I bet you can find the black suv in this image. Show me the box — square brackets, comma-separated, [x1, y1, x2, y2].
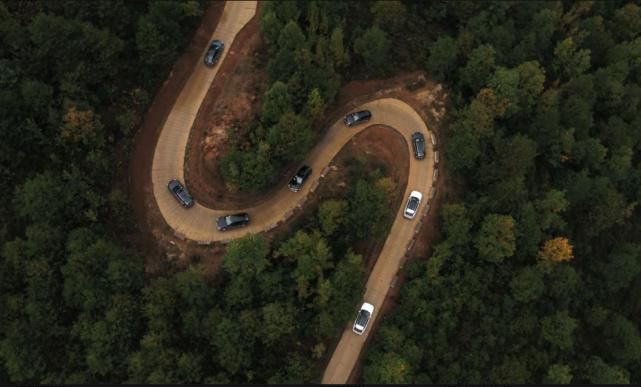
[204, 40, 224, 67]
[343, 110, 372, 127]
[288, 165, 312, 192]
[168, 179, 194, 208]
[412, 132, 426, 160]
[216, 213, 250, 231]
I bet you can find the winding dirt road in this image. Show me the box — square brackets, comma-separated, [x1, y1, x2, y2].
[149, 1, 436, 384]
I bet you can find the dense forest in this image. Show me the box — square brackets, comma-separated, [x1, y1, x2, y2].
[360, 0, 641, 384]
[2, 0, 641, 384]
[0, 1, 392, 382]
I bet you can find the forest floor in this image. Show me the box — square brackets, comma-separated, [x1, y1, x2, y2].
[183, 3, 271, 210]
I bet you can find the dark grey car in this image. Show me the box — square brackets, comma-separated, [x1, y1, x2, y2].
[412, 132, 426, 160]
[343, 110, 372, 127]
[288, 165, 312, 192]
[168, 179, 194, 208]
[216, 213, 250, 231]
[204, 40, 224, 67]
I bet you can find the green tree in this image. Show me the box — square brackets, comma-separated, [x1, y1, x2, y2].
[261, 81, 292, 126]
[585, 356, 630, 384]
[543, 364, 573, 384]
[329, 26, 348, 67]
[425, 36, 458, 82]
[445, 127, 481, 171]
[363, 352, 412, 384]
[515, 60, 546, 114]
[275, 230, 333, 301]
[475, 214, 516, 263]
[305, 87, 325, 120]
[266, 112, 313, 163]
[317, 199, 347, 237]
[223, 234, 270, 278]
[611, 3, 641, 41]
[77, 294, 142, 378]
[353, 26, 391, 74]
[510, 265, 544, 303]
[322, 249, 365, 337]
[603, 314, 641, 366]
[490, 356, 530, 383]
[551, 37, 591, 80]
[370, 0, 407, 37]
[540, 310, 577, 351]
[135, 15, 176, 68]
[277, 20, 305, 52]
[261, 302, 296, 346]
[441, 204, 473, 251]
[347, 179, 391, 241]
[601, 244, 641, 293]
[460, 44, 496, 91]
[261, 9, 283, 45]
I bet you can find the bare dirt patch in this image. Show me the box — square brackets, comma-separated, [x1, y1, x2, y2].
[183, 3, 271, 210]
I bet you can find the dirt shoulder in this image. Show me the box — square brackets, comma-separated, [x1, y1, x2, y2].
[183, 2, 270, 210]
[128, 2, 225, 274]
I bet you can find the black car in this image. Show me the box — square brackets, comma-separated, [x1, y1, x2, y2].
[412, 132, 426, 160]
[288, 165, 312, 192]
[343, 110, 372, 127]
[168, 179, 194, 208]
[216, 213, 250, 231]
[204, 40, 224, 67]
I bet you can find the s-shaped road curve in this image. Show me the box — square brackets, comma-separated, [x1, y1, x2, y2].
[150, 1, 436, 384]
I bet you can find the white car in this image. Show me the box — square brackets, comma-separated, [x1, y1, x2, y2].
[352, 302, 375, 335]
[403, 190, 423, 219]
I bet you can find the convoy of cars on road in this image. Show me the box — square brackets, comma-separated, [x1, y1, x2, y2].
[167, 108, 429, 244]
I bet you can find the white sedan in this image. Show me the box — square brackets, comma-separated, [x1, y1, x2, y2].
[403, 190, 423, 219]
[352, 302, 375, 335]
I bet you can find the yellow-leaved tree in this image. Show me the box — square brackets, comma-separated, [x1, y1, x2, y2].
[538, 237, 574, 263]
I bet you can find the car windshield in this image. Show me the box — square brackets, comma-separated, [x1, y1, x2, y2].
[408, 197, 419, 210]
[356, 310, 370, 326]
